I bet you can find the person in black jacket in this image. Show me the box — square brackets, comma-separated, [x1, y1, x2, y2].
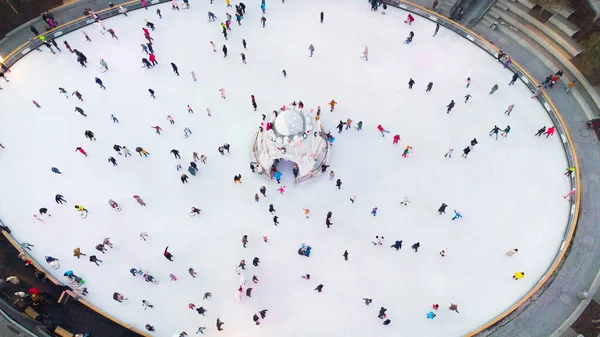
[164, 246, 174, 261]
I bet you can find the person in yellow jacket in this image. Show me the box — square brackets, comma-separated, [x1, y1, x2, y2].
[565, 80, 575, 94]
[512, 271, 525, 280]
[74, 204, 87, 212]
[225, 0, 232, 7]
[303, 208, 311, 218]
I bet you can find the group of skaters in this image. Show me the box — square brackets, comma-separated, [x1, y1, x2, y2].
[1, 0, 579, 335]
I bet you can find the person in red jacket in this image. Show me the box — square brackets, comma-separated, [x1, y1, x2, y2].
[377, 125, 390, 137]
[543, 126, 555, 137]
[75, 147, 88, 156]
[393, 134, 400, 144]
[149, 53, 157, 65]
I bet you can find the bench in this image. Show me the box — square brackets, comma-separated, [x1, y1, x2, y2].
[23, 306, 38, 320]
[497, 0, 582, 57]
[547, 4, 576, 18]
[517, 0, 536, 9]
[54, 326, 74, 337]
[548, 14, 579, 37]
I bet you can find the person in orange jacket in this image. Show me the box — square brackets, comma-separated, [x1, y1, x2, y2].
[329, 99, 337, 111]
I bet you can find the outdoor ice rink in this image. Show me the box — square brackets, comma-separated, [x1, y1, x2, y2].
[0, 0, 571, 336]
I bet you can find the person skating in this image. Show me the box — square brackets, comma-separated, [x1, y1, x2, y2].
[108, 156, 117, 166]
[446, 100, 455, 114]
[408, 78, 415, 89]
[392, 134, 401, 144]
[274, 171, 282, 183]
[260, 186, 267, 197]
[171, 62, 179, 75]
[171, 149, 181, 159]
[464, 94, 472, 103]
[336, 179, 342, 189]
[501, 125, 511, 137]
[75, 147, 88, 157]
[74, 106, 87, 117]
[534, 126, 546, 137]
[337, 120, 344, 133]
[371, 207, 378, 216]
[84, 130, 95, 140]
[196, 307, 207, 315]
[489, 125, 501, 140]
[51, 167, 62, 174]
[342, 250, 349, 261]
[113, 292, 127, 302]
[543, 126, 555, 137]
[505, 104, 514, 116]
[564, 167, 575, 177]
[142, 58, 153, 69]
[449, 303, 460, 313]
[164, 246, 174, 261]
[145, 324, 155, 332]
[363, 298, 373, 305]
[451, 209, 462, 220]
[203, 292, 212, 300]
[261, 16, 267, 27]
[426, 82, 433, 92]
[55, 194, 67, 204]
[314, 284, 324, 292]
[251, 95, 257, 110]
[216, 318, 224, 331]
[239, 259, 246, 270]
[411, 242, 420, 252]
[308, 44, 315, 57]
[72, 91, 83, 101]
[181, 173, 189, 183]
[390, 240, 403, 250]
[438, 203, 448, 214]
[142, 300, 153, 310]
[242, 235, 248, 248]
[272, 215, 279, 226]
[89, 255, 103, 266]
[405, 31, 414, 44]
[133, 195, 146, 206]
[461, 146, 471, 158]
[377, 124, 390, 137]
[489, 84, 499, 95]
[95, 77, 106, 89]
[378, 307, 387, 319]
[222, 44, 228, 57]
[509, 73, 519, 85]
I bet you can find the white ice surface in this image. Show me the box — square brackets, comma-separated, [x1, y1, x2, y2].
[0, 0, 570, 336]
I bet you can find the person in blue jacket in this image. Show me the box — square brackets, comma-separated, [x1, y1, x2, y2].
[260, 1, 266, 14]
[274, 171, 282, 183]
[51, 167, 61, 174]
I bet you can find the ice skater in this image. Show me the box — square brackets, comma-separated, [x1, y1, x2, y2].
[489, 125, 501, 140]
[451, 209, 462, 220]
[446, 100, 455, 114]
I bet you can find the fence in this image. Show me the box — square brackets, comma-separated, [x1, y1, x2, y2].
[383, 0, 580, 335]
[0, 0, 171, 68]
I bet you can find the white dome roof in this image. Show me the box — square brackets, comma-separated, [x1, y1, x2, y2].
[274, 110, 305, 136]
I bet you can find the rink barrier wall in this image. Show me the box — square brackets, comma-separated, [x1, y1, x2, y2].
[383, 1, 581, 335]
[0, 0, 579, 336]
[0, 0, 172, 68]
[0, 220, 151, 337]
